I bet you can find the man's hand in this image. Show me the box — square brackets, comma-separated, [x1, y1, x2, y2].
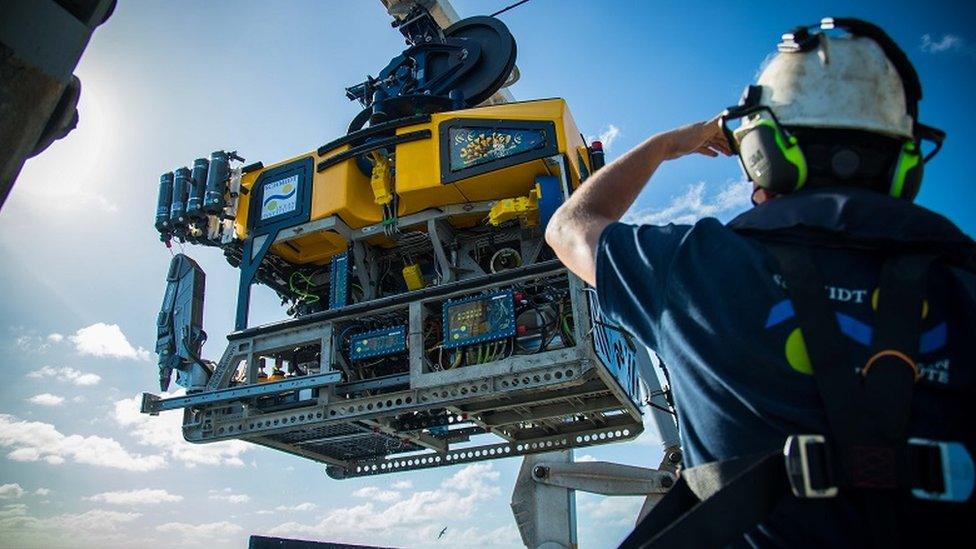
[662, 115, 732, 160]
[545, 115, 731, 286]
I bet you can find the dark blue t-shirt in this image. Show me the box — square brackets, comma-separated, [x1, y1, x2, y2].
[595, 188, 975, 546]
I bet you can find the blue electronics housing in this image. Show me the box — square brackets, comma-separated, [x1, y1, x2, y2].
[443, 289, 516, 349]
[348, 326, 408, 360]
[586, 291, 640, 406]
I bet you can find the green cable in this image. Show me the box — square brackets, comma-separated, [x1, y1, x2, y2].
[562, 314, 575, 346]
[289, 271, 320, 305]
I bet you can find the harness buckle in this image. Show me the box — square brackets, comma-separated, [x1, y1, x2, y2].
[784, 434, 838, 498]
[908, 438, 975, 503]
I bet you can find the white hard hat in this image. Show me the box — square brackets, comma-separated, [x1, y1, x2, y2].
[756, 34, 915, 139]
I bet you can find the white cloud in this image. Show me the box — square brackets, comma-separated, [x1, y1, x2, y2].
[113, 393, 251, 468]
[77, 372, 105, 386]
[69, 323, 150, 361]
[920, 34, 976, 59]
[7, 448, 42, 461]
[352, 486, 402, 503]
[274, 502, 317, 512]
[14, 334, 51, 353]
[27, 393, 65, 406]
[27, 365, 102, 386]
[267, 463, 508, 547]
[448, 462, 501, 498]
[0, 484, 25, 499]
[0, 505, 141, 547]
[623, 179, 752, 226]
[34, 488, 51, 496]
[391, 480, 413, 490]
[211, 494, 250, 504]
[209, 489, 250, 504]
[0, 413, 166, 471]
[921, 33, 963, 53]
[589, 124, 621, 150]
[43, 508, 142, 529]
[85, 488, 183, 505]
[156, 520, 242, 539]
[0, 503, 28, 517]
[47, 333, 64, 343]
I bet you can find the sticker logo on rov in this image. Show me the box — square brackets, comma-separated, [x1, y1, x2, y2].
[261, 175, 299, 220]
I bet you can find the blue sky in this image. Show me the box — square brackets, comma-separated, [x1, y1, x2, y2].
[0, 1, 973, 547]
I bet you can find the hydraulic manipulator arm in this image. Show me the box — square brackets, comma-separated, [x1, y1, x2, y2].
[156, 254, 211, 392]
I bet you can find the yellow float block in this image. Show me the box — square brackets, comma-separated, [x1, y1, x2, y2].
[234, 99, 591, 266]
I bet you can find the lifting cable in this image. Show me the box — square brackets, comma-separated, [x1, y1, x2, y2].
[489, 0, 532, 18]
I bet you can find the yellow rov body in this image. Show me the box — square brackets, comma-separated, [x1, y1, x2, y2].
[234, 99, 590, 266]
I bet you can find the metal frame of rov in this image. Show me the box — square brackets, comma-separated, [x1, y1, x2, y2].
[141, 155, 660, 479]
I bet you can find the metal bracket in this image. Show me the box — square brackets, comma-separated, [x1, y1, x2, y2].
[512, 451, 577, 549]
[235, 229, 279, 330]
[427, 218, 456, 283]
[350, 240, 379, 299]
[530, 460, 675, 496]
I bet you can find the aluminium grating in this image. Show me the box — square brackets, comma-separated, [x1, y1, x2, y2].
[303, 432, 423, 461]
[264, 422, 369, 445]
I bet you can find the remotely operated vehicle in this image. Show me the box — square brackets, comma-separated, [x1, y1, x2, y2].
[142, 0, 677, 497]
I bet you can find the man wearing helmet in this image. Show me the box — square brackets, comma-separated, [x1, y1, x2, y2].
[546, 18, 974, 547]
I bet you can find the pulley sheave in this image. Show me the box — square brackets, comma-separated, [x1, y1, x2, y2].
[346, 12, 517, 132]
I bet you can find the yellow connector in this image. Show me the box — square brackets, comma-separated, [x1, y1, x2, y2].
[488, 184, 541, 227]
[402, 263, 425, 290]
[369, 151, 394, 206]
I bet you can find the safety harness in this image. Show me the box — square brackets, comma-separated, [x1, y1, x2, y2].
[619, 241, 974, 548]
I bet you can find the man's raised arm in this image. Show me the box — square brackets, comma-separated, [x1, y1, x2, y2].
[544, 116, 731, 285]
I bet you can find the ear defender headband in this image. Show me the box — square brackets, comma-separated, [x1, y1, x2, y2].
[721, 17, 946, 201]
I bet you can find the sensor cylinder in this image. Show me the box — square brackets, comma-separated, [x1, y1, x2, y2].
[170, 167, 191, 227]
[203, 151, 230, 214]
[187, 157, 210, 218]
[155, 171, 174, 234]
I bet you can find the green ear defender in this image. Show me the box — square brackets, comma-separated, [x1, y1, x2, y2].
[889, 140, 923, 200]
[736, 116, 809, 194]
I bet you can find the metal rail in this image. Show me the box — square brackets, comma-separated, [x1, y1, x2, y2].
[141, 371, 342, 415]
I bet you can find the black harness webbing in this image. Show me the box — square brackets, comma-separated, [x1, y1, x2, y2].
[619, 246, 937, 549]
[620, 452, 785, 548]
